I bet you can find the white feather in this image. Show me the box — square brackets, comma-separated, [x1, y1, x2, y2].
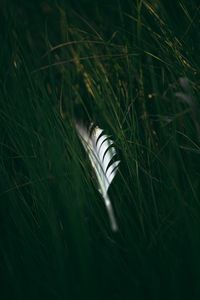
[75, 122, 120, 231]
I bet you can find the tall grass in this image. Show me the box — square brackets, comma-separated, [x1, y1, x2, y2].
[1, 1, 200, 299]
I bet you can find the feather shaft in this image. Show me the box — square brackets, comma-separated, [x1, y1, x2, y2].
[104, 193, 118, 231]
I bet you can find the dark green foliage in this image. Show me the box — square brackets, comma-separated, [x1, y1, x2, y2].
[1, 1, 200, 299]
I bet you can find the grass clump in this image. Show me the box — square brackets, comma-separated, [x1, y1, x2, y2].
[1, 1, 200, 299]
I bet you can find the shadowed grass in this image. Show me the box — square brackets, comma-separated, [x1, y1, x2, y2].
[1, 1, 200, 299]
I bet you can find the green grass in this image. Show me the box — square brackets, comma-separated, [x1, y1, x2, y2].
[1, 1, 200, 299]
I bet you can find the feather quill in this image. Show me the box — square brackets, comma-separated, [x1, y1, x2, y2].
[76, 122, 120, 231]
